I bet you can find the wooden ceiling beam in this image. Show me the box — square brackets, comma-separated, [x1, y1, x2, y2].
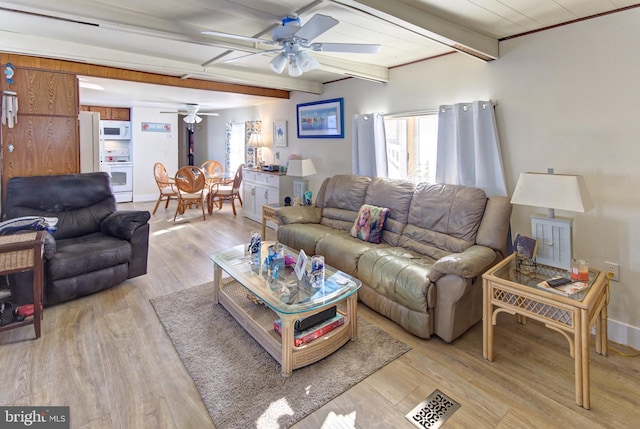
[331, 0, 499, 61]
[0, 52, 291, 99]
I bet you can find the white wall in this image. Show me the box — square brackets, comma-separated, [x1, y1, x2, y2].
[130, 107, 179, 202]
[205, 9, 640, 348]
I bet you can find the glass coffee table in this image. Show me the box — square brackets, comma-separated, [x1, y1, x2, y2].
[210, 243, 361, 376]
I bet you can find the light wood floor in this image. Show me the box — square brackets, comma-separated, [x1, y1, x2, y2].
[1, 200, 638, 428]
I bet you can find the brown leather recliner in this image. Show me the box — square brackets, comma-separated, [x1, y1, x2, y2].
[4, 172, 150, 305]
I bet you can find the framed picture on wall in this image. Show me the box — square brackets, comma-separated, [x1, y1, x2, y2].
[273, 120, 288, 147]
[296, 98, 344, 138]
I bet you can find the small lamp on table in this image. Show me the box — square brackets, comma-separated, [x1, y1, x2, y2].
[510, 168, 594, 270]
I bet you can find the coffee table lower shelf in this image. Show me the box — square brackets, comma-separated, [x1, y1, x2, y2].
[216, 279, 356, 376]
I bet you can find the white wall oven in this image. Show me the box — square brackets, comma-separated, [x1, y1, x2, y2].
[106, 162, 133, 202]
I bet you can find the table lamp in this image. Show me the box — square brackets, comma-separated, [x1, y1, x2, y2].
[247, 132, 268, 167]
[286, 159, 317, 204]
[510, 168, 594, 270]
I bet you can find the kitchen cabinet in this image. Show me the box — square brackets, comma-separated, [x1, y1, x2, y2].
[243, 169, 294, 224]
[80, 105, 130, 121]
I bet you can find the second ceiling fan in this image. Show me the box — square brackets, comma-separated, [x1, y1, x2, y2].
[162, 104, 219, 124]
[202, 14, 381, 77]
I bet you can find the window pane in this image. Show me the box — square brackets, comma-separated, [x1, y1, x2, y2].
[383, 114, 437, 183]
[415, 115, 438, 183]
[383, 119, 407, 180]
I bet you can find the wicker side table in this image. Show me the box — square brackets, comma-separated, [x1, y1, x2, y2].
[0, 231, 45, 339]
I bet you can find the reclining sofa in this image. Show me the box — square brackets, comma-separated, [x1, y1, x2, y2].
[4, 172, 151, 305]
[275, 175, 512, 342]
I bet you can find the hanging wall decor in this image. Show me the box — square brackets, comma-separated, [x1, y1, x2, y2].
[296, 98, 344, 138]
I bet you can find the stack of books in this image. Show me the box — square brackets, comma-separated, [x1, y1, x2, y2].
[274, 307, 344, 347]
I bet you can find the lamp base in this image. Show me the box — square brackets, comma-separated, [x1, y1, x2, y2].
[293, 179, 309, 204]
[530, 215, 573, 271]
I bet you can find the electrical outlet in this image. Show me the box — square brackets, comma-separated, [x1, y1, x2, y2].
[605, 261, 620, 281]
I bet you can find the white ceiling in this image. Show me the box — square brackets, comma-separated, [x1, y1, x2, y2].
[1, 0, 637, 112]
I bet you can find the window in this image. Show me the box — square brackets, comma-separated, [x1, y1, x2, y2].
[383, 113, 438, 183]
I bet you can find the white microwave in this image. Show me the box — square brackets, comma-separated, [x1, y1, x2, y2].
[101, 120, 131, 140]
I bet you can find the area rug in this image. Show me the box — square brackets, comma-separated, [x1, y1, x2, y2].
[150, 282, 411, 429]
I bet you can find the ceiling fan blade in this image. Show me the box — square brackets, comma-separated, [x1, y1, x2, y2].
[160, 111, 219, 117]
[202, 31, 275, 45]
[310, 43, 381, 54]
[223, 48, 282, 63]
[294, 14, 338, 42]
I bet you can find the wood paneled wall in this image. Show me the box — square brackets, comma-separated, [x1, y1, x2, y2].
[1, 60, 79, 211]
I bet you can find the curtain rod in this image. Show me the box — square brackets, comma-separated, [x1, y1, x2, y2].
[382, 101, 498, 118]
[381, 108, 439, 118]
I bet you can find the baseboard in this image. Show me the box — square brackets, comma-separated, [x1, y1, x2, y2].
[607, 318, 640, 350]
[134, 193, 157, 203]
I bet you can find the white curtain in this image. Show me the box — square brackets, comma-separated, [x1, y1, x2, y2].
[435, 100, 507, 196]
[352, 113, 387, 177]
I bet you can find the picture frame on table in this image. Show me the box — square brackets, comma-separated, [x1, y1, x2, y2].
[273, 120, 288, 147]
[296, 98, 344, 138]
[513, 233, 538, 259]
[294, 249, 308, 281]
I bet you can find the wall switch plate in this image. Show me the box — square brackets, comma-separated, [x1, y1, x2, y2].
[604, 261, 620, 281]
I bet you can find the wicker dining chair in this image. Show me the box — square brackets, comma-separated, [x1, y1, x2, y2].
[209, 164, 244, 215]
[153, 162, 179, 215]
[173, 166, 209, 222]
[201, 160, 224, 176]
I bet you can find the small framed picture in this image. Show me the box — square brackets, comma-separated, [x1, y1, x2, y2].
[513, 234, 538, 259]
[273, 120, 288, 147]
[294, 249, 308, 280]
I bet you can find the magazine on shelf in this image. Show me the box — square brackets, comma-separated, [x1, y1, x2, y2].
[274, 314, 345, 347]
[537, 276, 589, 297]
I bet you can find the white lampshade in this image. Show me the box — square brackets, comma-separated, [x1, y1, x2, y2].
[511, 172, 594, 216]
[296, 51, 320, 72]
[270, 53, 287, 74]
[288, 58, 303, 77]
[247, 132, 267, 147]
[287, 159, 317, 177]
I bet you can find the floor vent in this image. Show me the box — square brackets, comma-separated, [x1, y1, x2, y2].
[405, 389, 461, 429]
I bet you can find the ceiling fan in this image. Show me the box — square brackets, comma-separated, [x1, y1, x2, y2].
[161, 104, 219, 124]
[202, 14, 381, 77]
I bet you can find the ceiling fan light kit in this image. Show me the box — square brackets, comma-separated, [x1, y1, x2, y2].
[203, 14, 380, 78]
[269, 53, 288, 74]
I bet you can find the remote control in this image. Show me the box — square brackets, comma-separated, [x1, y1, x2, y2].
[547, 277, 572, 288]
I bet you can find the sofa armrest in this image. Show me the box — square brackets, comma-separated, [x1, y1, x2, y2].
[429, 245, 497, 282]
[101, 210, 151, 240]
[274, 206, 322, 225]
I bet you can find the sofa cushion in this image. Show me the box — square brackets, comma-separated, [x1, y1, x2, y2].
[364, 177, 415, 246]
[5, 172, 117, 240]
[276, 224, 340, 257]
[398, 183, 487, 259]
[318, 175, 371, 232]
[349, 204, 389, 244]
[357, 247, 436, 312]
[48, 232, 132, 280]
[315, 232, 386, 276]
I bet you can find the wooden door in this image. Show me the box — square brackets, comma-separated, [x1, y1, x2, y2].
[1, 66, 79, 204]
